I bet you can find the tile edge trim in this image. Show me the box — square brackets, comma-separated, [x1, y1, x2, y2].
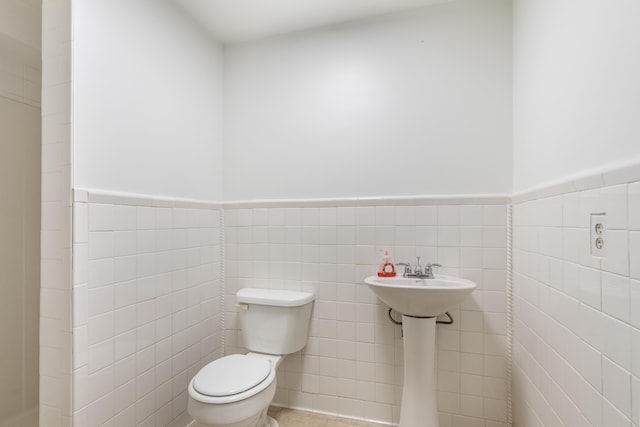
[223, 194, 511, 208]
[74, 155, 640, 209]
[73, 188, 222, 209]
[73, 189, 511, 208]
[512, 157, 640, 204]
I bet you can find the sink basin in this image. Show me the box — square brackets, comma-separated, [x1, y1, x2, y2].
[364, 275, 477, 317]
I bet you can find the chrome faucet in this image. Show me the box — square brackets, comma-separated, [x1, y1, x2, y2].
[397, 257, 441, 279]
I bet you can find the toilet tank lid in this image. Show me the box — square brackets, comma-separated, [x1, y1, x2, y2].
[237, 288, 315, 307]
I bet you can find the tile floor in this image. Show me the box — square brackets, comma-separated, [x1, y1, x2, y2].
[268, 407, 386, 427]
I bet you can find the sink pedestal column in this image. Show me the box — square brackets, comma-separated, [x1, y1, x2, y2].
[399, 316, 439, 427]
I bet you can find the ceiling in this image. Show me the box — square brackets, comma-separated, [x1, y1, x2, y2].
[174, 0, 452, 45]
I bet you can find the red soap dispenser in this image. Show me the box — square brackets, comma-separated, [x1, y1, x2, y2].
[377, 250, 397, 277]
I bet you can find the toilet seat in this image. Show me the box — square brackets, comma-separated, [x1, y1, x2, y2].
[189, 354, 277, 405]
[193, 354, 271, 397]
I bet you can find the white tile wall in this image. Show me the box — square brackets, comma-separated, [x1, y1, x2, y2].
[66, 192, 508, 426]
[40, 0, 72, 426]
[223, 201, 509, 426]
[60, 169, 634, 427]
[72, 192, 222, 427]
[1, 0, 41, 107]
[0, 54, 41, 107]
[513, 179, 640, 427]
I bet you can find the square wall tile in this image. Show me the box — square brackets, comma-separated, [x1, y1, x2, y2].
[629, 182, 640, 231]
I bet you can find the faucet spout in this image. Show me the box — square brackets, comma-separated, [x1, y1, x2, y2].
[398, 260, 441, 279]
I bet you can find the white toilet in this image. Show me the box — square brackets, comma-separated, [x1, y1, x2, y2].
[188, 288, 315, 427]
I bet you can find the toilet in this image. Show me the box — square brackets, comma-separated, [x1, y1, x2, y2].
[188, 288, 315, 427]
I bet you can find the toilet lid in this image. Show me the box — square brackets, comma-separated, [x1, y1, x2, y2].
[193, 354, 271, 397]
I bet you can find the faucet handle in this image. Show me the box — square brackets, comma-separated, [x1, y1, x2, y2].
[424, 263, 441, 275]
[396, 262, 412, 275]
[423, 263, 441, 278]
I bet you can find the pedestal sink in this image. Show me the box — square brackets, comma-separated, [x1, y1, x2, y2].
[364, 275, 477, 427]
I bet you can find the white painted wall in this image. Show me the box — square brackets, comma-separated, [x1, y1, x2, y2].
[513, 0, 640, 192]
[73, 0, 224, 201]
[223, 0, 512, 200]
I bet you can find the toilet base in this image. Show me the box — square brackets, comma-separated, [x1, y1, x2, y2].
[192, 408, 278, 427]
[194, 416, 277, 427]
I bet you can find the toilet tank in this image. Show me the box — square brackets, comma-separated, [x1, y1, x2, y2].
[236, 288, 314, 355]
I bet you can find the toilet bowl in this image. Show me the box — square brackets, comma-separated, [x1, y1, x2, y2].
[188, 288, 314, 427]
[188, 353, 281, 427]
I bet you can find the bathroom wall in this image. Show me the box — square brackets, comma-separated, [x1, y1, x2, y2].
[0, 55, 40, 426]
[511, 0, 640, 426]
[223, 0, 512, 200]
[0, 97, 40, 425]
[51, 1, 640, 427]
[67, 2, 513, 426]
[223, 198, 510, 426]
[40, 0, 73, 425]
[0, 20, 40, 109]
[72, 0, 224, 201]
[512, 171, 640, 427]
[71, 190, 222, 427]
[67, 1, 229, 425]
[220, 3, 512, 424]
[0, 0, 41, 54]
[0, 1, 41, 426]
[512, 0, 640, 193]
